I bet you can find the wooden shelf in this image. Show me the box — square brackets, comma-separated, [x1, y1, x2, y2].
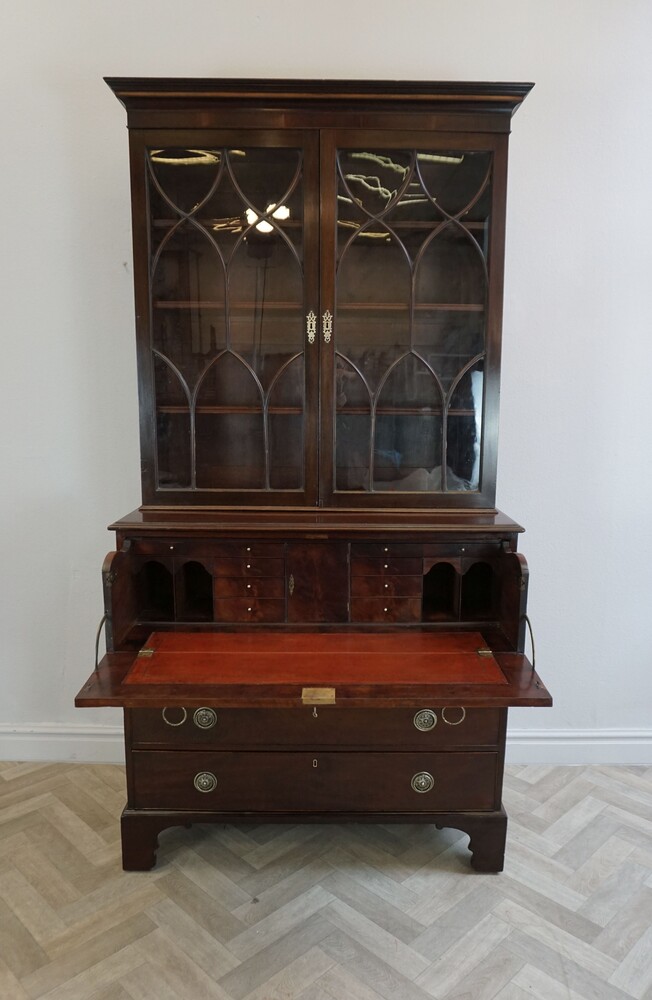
[154, 300, 301, 310]
[156, 405, 474, 416]
[153, 300, 484, 312]
[338, 303, 484, 312]
[157, 405, 302, 415]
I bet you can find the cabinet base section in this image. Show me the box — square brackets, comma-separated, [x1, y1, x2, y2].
[119, 806, 507, 873]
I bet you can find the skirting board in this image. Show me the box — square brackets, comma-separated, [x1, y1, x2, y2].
[0, 724, 651, 765]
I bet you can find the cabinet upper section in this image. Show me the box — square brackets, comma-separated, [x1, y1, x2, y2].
[107, 79, 531, 510]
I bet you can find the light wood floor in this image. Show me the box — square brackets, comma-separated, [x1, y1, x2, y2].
[0, 761, 651, 1000]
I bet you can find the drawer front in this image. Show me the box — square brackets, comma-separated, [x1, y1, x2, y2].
[129, 707, 501, 749]
[213, 558, 285, 578]
[352, 543, 424, 557]
[214, 577, 285, 599]
[351, 575, 422, 598]
[131, 750, 498, 812]
[212, 542, 285, 559]
[351, 557, 423, 576]
[213, 598, 285, 622]
[350, 597, 422, 622]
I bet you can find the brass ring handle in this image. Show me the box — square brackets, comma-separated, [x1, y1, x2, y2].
[441, 707, 466, 726]
[411, 771, 434, 793]
[161, 707, 187, 727]
[413, 709, 437, 732]
[193, 708, 217, 730]
[193, 771, 217, 793]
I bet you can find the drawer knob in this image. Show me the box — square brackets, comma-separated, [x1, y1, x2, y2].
[442, 707, 466, 726]
[193, 707, 217, 730]
[411, 771, 434, 794]
[161, 707, 187, 727]
[193, 771, 217, 794]
[413, 709, 437, 732]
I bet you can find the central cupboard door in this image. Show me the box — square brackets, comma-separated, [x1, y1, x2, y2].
[318, 130, 504, 509]
[139, 130, 321, 505]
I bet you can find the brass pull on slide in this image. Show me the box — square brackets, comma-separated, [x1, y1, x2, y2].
[302, 687, 336, 705]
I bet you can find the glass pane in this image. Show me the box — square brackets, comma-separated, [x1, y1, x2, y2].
[374, 355, 443, 490]
[149, 147, 222, 216]
[334, 146, 491, 495]
[416, 151, 491, 219]
[269, 356, 304, 490]
[152, 222, 227, 387]
[447, 362, 484, 491]
[147, 144, 306, 493]
[196, 413, 265, 489]
[154, 358, 190, 488]
[336, 413, 371, 491]
[195, 353, 264, 489]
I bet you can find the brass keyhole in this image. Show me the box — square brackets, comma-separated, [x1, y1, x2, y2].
[312, 758, 318, 768]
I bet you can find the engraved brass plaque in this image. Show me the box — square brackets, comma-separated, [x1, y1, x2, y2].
[302, 686, 336, 705]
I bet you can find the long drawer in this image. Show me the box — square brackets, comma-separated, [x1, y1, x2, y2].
[130, 750, 499, 812]
[128, 707, 501, 748]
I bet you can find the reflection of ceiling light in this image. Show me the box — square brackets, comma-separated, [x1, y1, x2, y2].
[245, 203, 290, 234]
[150, 148, 220, 165]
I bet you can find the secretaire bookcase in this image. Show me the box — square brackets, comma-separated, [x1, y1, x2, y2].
[75, 78, 551, 872]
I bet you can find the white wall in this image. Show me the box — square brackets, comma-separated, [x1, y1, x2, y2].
[1, 0, 651, 764]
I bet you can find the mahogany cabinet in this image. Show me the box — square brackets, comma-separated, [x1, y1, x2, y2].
[75, 79, 550, 872]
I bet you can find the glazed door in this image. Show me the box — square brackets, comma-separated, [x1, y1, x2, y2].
[318, 130, 506, 509]
[132, 130, 320, 505]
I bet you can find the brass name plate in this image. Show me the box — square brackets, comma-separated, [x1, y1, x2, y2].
[302, 686, 336, 705]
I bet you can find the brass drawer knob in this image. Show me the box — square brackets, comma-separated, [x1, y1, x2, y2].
[413, 709, 437, 732]
[193, 771, 217, 793]
[411, 771, 434, 794]
[193, 707, 217, 730]
[161, 707, 187, 727]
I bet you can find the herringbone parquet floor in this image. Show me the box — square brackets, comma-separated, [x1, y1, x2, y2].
[0, 761, 651, 1000]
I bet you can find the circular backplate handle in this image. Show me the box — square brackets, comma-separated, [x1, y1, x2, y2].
[413, 709, 437, 732]
[193, 707, 218, 730]
[193, 771, 217, 793]
[411, 771, 435, 794]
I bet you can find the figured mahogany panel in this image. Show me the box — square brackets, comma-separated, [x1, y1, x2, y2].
[286, 542, 349, 622]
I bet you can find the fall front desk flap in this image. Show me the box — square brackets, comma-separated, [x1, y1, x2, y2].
[76, 630, 552, 708]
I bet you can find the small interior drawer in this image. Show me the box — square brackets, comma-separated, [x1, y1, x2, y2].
[214, 577, 285, 598]
[350, 597, 422, 622]
[213, 598, 285, 622]
[213, 558, 285, 578]
[351, 557, 423, 576]
[351, 575, 422, 598]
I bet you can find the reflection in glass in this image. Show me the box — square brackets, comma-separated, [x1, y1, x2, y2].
[334, 148, 491, 493]
[147, 146, 305, 491]
[447, 363, 484, 490]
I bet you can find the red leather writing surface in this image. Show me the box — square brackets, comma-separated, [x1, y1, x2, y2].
[124, 631, 508, 687]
